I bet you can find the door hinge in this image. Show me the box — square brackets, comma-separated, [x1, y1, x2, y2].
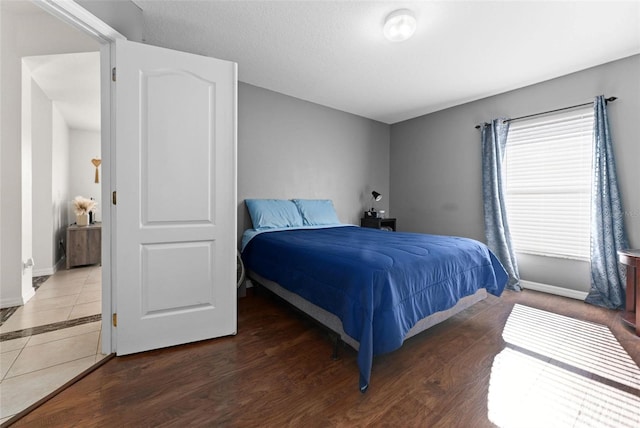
[112, 191, 117, 205]
[112, 67, 116, 82]
[112, 313, 117, 327]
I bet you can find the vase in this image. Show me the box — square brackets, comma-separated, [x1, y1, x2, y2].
[76, 213, 89, 226]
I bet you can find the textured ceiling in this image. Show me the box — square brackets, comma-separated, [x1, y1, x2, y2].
[12, 1, 640, 128]
[135, 1, 640, 124]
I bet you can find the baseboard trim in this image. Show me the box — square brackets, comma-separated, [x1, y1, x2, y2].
[0, 297, 25, 309]
[520, 280, 588, 301]
[32, 256, 66, 278]
[54, 256, 66, 273]
[32, 267, 55, 277]
[0, 286, 35, 308]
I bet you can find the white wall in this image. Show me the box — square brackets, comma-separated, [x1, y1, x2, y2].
[31, 79, 55, 276]
[238, 83, 390, 246]
[390, 55, 640, 294]
[1, 5, 25, 307]
[0, 2, 98, 308]
[24, 60, 81, 277]
[52, 106, 70, 269]
[0, 0, 3, 306]
[69, 129, 101, 223]
[19, 61, 35, 306]
[22, 66, 72, 277]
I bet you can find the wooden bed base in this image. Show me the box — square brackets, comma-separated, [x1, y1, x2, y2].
[248, 271, 487, 351]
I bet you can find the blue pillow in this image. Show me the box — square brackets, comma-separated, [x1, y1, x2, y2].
[245, 199, 304, 229]
[292, 199, 340, 226]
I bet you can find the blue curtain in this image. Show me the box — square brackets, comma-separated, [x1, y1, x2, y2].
[585, 96, 629, 309]
[481, 119, 521, 291]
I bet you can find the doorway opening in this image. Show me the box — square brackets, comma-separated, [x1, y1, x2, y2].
[0, 1, 107, 419]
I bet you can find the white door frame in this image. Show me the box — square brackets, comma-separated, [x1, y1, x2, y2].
[32, 0, 125, 354]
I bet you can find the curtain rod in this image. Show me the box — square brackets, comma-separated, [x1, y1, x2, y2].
[474, 96, 617, 129]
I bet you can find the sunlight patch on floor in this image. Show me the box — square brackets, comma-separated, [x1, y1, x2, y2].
[503, 304, 640, 390]
[488, 304, 640, 428]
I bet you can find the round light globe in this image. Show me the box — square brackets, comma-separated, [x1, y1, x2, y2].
[383, 9, 417, 42]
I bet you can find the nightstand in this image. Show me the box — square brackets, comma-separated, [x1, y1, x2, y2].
[67, 223, 102, 269]
[360, 217, 396, 231]
[619, 249, 640, 336]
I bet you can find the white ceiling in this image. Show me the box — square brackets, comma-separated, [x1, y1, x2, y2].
[5, 0, 101, 132]
[16, 1, 640, 129]
[135, 0, 640, 124]
[24, 52, 101, 132]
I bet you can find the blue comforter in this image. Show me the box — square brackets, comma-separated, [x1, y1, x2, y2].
[241, 226, 507, 391]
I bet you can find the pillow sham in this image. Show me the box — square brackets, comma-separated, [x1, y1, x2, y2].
[292, 199, 340, 226]
[245, 199, 304, 229]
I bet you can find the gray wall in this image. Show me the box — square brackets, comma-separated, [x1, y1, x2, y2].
[76, 0, 143, 42]
[238, 83, 390, 246]
[390, 55, 640, 293]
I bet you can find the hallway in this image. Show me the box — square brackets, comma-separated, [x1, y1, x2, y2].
[0, 266, 107, 423]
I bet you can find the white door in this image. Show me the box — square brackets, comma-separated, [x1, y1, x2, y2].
[114, 40, 237, 355]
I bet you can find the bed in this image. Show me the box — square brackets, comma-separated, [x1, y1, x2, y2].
[241, 199, 508, 392]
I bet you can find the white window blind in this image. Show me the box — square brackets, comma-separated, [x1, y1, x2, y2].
[503, 106, 594, 260]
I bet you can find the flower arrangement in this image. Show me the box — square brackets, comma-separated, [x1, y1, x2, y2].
[73, 196, 96, 215]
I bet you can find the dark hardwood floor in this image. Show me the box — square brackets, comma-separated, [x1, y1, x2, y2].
[8, 288, 640, 427]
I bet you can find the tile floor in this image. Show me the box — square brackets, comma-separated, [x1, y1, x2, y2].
[0, 266, 107, 424]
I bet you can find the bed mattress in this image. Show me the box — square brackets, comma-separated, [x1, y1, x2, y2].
[242, 226, 507, 391]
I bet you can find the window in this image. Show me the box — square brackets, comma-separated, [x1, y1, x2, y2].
[503, 107, 594, 260]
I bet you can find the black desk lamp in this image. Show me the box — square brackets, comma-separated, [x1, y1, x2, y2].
[366, 191, 382, 218]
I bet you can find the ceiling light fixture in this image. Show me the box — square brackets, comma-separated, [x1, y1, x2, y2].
[383, 9, 417, 42]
